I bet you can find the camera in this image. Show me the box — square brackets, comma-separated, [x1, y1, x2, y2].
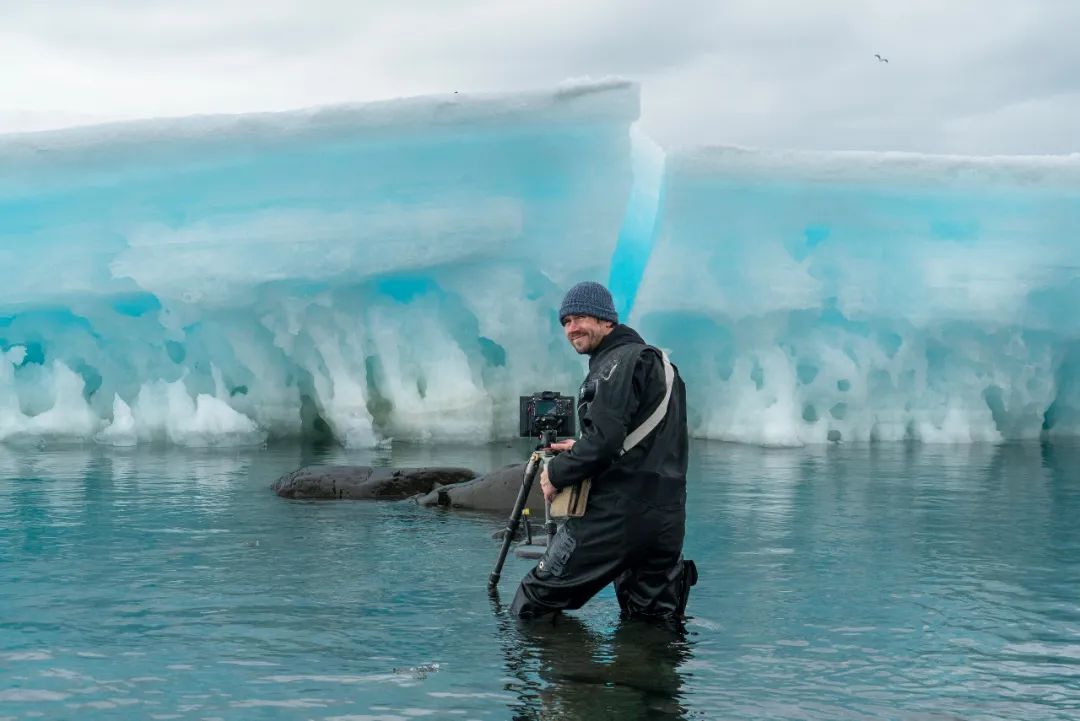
[518, 391, 576, 439]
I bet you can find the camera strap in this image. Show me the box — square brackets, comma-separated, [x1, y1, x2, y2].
[619, 350, 674, 456]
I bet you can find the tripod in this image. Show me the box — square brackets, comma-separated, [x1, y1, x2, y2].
[487, 428, 560, 591]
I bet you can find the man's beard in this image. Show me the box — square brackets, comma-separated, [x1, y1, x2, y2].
[571, 334, 598, 354]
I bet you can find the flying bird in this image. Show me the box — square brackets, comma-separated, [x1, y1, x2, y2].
[874, 54, 889, 63]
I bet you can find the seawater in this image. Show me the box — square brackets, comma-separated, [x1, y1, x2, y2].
[1, 440, 1078, 720]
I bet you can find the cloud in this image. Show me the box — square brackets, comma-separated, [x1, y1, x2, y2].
[0, 0, 1077, 154]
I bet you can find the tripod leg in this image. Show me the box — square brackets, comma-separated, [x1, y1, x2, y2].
[488, 455, 539, 591]
[539, 454, 557, 541]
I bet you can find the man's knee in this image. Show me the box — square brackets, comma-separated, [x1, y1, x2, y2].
[509, 557, 623, 618]
[617, 557, 698, 620]
[509, 566, 595, 618]
[509, 572, 554, 618]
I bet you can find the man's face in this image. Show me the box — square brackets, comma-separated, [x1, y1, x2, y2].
[562, 314, 613, 355]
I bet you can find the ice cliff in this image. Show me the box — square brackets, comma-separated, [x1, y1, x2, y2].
[1, 80, 1077, 446]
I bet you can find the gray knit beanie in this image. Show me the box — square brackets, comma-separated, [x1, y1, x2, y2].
[558, 281, 618, 324]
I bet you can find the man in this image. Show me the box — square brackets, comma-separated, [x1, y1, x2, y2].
[510, 281, 696, 619]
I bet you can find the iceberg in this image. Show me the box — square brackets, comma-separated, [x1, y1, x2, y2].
[1, 80, 1078, 447]
[633, 147, 1080, 445]
[0, 80, 637, 446]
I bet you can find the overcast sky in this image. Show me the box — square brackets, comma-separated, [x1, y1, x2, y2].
[2, 0, 1078, 154]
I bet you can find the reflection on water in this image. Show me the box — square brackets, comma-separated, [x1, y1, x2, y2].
[493, 598, 693, 721]
[0, 439, 1078, 720]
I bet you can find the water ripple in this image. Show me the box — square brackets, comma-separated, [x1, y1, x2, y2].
[1, 442, 1078, 719]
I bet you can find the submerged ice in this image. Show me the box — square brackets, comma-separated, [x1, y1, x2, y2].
[1, 81, 1078, 447]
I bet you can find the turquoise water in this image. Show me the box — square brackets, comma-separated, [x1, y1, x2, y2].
[2, 440, 1078, 720]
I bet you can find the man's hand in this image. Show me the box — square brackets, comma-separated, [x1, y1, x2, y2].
[546, 439, 576, 453]
[540, 465, 557, 503]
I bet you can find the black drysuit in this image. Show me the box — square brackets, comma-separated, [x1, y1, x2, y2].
[510, 324, 696, 619]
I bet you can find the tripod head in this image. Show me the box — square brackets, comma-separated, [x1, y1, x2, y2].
[534, 428, 559, 452]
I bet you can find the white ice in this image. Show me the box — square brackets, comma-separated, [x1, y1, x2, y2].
[1, 81, 1077, 447]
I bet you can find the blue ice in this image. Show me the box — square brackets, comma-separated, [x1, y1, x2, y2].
[1, 81, 1077, 447]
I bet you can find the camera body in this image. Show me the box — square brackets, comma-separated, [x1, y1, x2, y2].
[518, 390, 576, 439]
